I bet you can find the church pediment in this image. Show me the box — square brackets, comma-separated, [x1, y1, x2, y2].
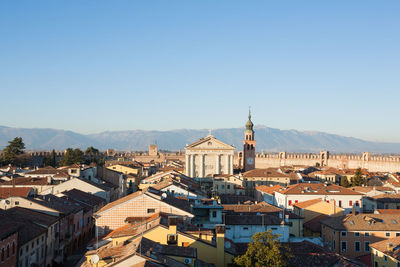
[185, 135, 235, 150]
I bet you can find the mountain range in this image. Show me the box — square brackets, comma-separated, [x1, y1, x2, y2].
[0, 125, 399, 154]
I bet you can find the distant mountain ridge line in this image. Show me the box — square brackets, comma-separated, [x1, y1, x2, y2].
[0, 125, 399, 153]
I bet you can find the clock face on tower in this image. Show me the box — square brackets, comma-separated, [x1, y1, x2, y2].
[247, 157, 254, 165]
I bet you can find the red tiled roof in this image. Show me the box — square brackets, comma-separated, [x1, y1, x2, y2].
[242, 168, 290, 178]
[292, 198, 323, 209]
[0, 187, 33, 199]
[303, 214, 330, 233]
[96, 191, 142, 214]
[255, 184, 284, 195]
[279, 183, 363, 195]
[375, 209, 400, 214]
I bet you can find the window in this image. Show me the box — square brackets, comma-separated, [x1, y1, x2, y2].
[147, 208, 155, 213]
[322, 234, 326, 242]
[221, 185, 224, 190]
[354, 232, 360, 237]
[341, 231, 347, 237]
[243, 227, 249, 230]
[288, 200, 292, 206]
[15, 201, 19, 205]
[374, 261, 378, 267]
[212, 211, 217, 218]
[1, 248, 4, 262]
[365, 232, 370, 237]
[355, 241, 360, 252]
[227, 185, 230, 189]
[333, 240, 336, 250]
[386, 232, 391, 237]
[384, 255, 388, 262]
[349, 201, 353, 206]
[339, 200, 342, 207]
[365, 241, 370, 252]
[167, 234, 178, 245]
[396, 233, 400, 237]
[355, 201, 359, 207]
[341, 241, 347, 252]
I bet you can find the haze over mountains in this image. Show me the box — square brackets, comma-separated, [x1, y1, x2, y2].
[0, 125, 399, 154]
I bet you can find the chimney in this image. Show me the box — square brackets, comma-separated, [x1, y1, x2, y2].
[168, 216, 177, 235]
[215, 224, 225, 267]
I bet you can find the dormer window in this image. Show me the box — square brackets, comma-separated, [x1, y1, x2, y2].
[167, 234, 178, 245]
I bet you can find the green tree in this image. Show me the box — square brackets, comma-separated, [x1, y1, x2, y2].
[234, 230, 292, 267]
[85, 146, 99, 155]
[43, 149, 57, 167]
[351, 168, 366, 186]
[60, 148, 84, 166]
[340, 176, 351, 188]
[2, 137, 25, 165]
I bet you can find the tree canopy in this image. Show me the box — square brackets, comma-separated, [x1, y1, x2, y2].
[234, 230, 291, 267]
[2, 137, 25, 165]
[60, 148, 84, 166]
[340, 176, 351, 188]
[351, 168, 366, 186]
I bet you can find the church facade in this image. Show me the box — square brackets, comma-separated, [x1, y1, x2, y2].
[184, 134, 235, 178]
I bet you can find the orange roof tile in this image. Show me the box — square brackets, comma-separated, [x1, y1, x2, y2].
[292, 198, 323, 209]
[255, 184, 284, 195]
[0, 187, 33, 199]
[279, 183, 363, 195]
[96, 191, 142, 214]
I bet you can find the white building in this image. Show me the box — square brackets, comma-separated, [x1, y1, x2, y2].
[274, 183, 363, 214]
[185, 134, 235, 178]
[39, 178, 111, 203]
[225, 215, 290, 243]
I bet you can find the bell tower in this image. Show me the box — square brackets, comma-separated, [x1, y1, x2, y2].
[243, 109, 256, 172]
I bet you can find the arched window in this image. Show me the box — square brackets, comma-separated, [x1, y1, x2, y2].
[6, 245, 9, 258]
[251, 145, 254, 150]
[247, 144, 250, 150]
[1, 247, 4, 262]
[12, 242, 15, 255]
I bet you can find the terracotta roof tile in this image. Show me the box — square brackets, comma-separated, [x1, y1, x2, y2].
[369, 236, 400, 260]
[293, 198, 323, 209]
[242, 168, 290, 178]
[255, 184, 284, 195]
[0, 187, 33, 199]
[96, 191, 142, 214]
[279, 183, 363, 195]
[321, 214, 400, 231]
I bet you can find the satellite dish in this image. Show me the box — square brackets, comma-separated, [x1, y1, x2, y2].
[161, 193, 167, 199]
[91, 254, 99, 264]
[5, 200, 10, 204]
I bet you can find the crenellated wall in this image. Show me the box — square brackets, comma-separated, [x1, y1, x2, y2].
[234, 151, 400, 172]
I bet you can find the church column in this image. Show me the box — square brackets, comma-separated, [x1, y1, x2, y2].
[199, 154, 204, 177]
[229, 155, 233, 175]
[190, 154, 195, 177]
[185, 153, 190, 176]
[215, 154, 220, 174]
[225, 154, 229, 174]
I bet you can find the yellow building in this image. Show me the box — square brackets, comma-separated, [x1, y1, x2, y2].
[85, 216, 234, 267]
[370, 236, 400, 267]
[106, 163, 141, 176]
[293, 198, 344, 223]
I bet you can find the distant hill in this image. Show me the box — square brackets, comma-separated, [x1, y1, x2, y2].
[0, 125, 400, 154]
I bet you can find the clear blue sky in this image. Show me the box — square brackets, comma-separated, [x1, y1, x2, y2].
[1, 1, 399, 142]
